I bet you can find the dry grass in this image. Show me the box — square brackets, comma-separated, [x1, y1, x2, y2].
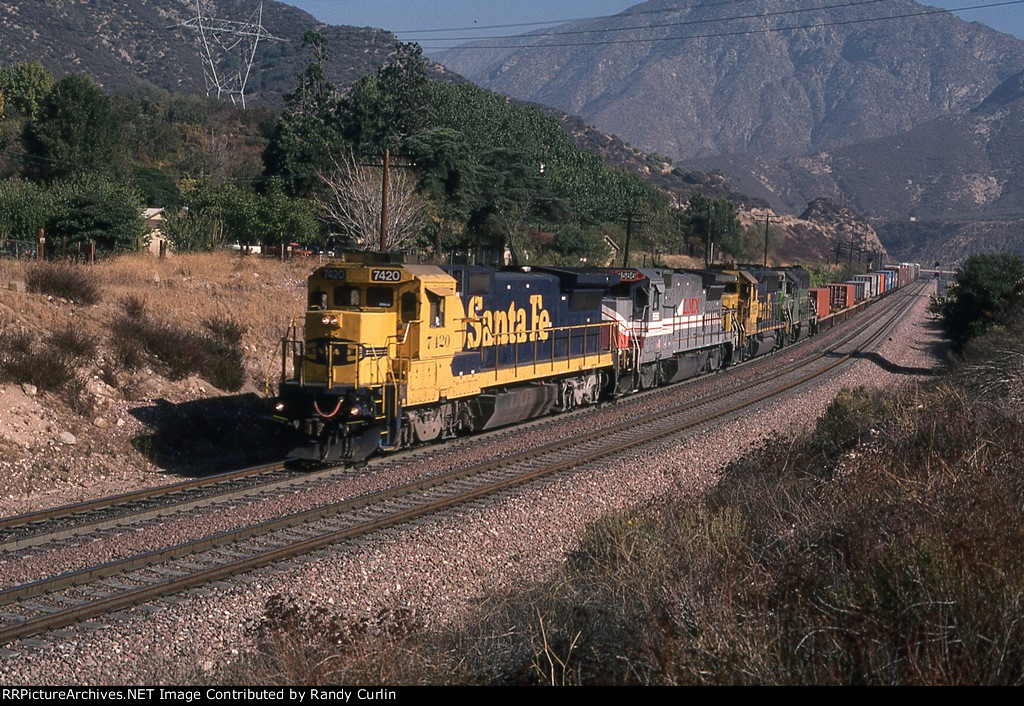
[1, 251, 314, 400]
[214, 595, 436, 686]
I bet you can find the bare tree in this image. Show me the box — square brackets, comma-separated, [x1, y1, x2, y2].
[313, 150, 427, 251]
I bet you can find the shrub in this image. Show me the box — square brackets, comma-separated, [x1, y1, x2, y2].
[109, 301, 246, 391]
[25, 262, 101, 304]
[940, 253, 1024, 349]
[0, 324, 89, 408]
[814, 385, 892, 453]
[48, 326, 97, 359]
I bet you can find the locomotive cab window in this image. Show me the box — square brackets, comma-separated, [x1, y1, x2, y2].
[633, 287, 649, 319]
[309, 289, 328, 310]
[367, 286, 394, 308]
[334, 286, 360, 308]
[428, 292, 445, 328]
[400, 292, 418, 323]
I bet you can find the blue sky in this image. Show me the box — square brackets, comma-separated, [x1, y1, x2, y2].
[280, 0, 1024, 45]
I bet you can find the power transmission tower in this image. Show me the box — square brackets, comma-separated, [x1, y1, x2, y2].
[172, 1, 283, 109]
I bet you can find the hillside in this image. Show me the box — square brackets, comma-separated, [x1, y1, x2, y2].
[696, 69, 1024, 222]
[0, 0, 454, 101]
[437, 0, 1024, 161]
[0, 253, 310, 514]
[690, 69, 1024, 262]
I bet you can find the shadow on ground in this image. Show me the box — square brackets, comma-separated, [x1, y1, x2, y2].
[129, 393, 303, 477]
[827, 317, 951, 376]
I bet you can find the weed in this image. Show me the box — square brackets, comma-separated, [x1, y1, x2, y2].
[26, 263, 101, 304]
[109, 305, 246, 391]
[48, 326, 97, 359]
[225, 595, 428, 685]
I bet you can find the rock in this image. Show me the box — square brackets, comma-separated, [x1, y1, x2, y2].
[86, 380, 116, 398]
[21, 383, 37, 397]
[57, 432, 77, 445]
[93, 417, 109, 429]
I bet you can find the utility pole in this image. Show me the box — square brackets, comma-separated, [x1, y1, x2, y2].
[704, 202, 712, 268]
[359, 148, 415, 253]
[622, 211, 633, 268]
[619, 210, 649, 268]
[380, 147, 390, 253]
[762, 213, 780, 268]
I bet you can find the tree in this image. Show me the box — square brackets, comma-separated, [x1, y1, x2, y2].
[403, 127, 482, 252]
[0, 179, 50, 243]
[262, 32, 346, 197]
[47, 175, 144, 253]
[941, 253, 1024, 349]
[0, 62, 54, 121]
[545, 223, 612, 265]
[251, 178, 319, 247]
[683, 194, 742, 260]
[23, 74, 126, 182]
[338, 42, 434, 154]
[166, 181, 255, 250]
[313, 149, 427, 251]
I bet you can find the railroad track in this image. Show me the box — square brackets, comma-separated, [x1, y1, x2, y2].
[0, 281, 929, 646]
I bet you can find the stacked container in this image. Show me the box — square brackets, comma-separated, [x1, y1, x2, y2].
[808, 288, 831, 318]
[847, 280, 866, 302]
[828, 283, 856, 310]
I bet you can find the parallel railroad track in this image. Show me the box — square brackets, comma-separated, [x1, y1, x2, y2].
[0, 281, 929, 646]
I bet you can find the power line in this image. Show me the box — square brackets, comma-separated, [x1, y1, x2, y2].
[291, 0, 759, 34]
[410, 0, 1024, 49]
[397, 0, 892, 43]
[389, 0, 762, 33]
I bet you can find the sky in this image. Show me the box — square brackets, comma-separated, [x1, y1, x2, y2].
[280, 0, 1024, 46]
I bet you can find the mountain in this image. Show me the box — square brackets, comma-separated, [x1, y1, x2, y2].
[696, 69, 1024, 221]
[690, 69, 1024, 262]
[0, 0, 453, 101]
[437, 0, 1024, 161]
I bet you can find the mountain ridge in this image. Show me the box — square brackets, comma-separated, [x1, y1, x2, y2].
[437, 0, 1024, 161]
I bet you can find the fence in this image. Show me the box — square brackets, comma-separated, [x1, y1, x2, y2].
[0, 239, 38, 260]
[0, 237, 96, 264]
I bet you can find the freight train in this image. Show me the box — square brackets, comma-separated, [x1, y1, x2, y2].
[273, 253, 919, 463]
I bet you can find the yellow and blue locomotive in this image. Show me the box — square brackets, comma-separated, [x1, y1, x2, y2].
[276, 254, 623, 462]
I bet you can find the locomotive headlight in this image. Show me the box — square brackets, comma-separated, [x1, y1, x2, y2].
[274, 402, 286, 412]
[350, 405, 361, 417]
[320, 315, 339, 326]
